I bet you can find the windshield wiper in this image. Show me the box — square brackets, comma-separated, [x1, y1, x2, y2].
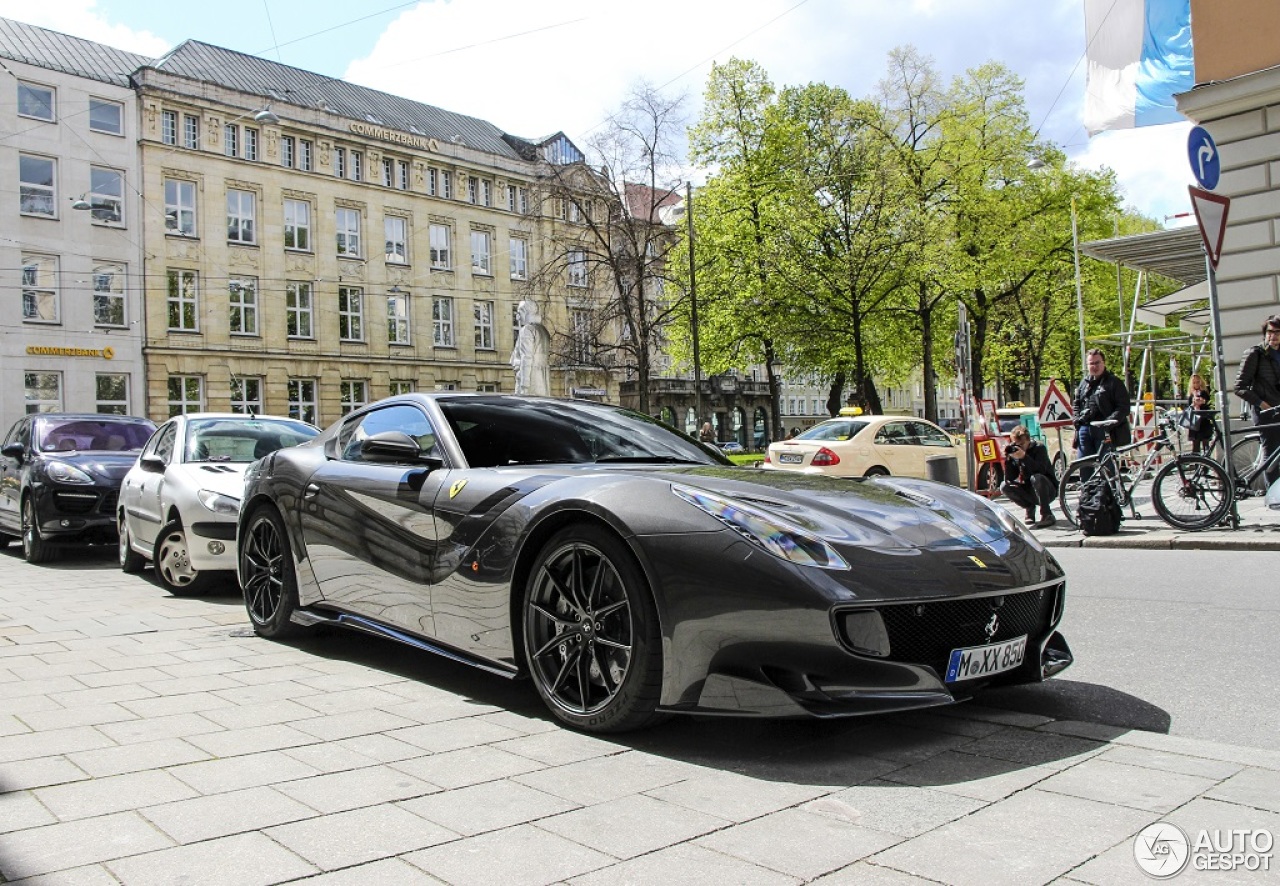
[594, 455, 705, 464]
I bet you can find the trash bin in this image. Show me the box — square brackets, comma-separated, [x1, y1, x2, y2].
[925, 453, 960, 487]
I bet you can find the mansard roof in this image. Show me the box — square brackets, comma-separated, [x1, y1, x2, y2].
[0, 16, 152, 87]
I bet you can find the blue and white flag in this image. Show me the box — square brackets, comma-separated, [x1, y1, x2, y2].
[1083, 0, 1194, 135]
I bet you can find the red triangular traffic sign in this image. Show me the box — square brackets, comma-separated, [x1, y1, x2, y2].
[1189, 186, 1231, 270]
[1038, 379, 1073, 427]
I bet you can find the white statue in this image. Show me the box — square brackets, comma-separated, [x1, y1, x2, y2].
[511, 298, 551, 396]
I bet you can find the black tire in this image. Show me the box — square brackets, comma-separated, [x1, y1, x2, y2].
[153, 520, 212, 596]
[1230, 434, 1265, 493]
[976, 462, 1003, 497]
[1057, 456, 1103, 529]
[118, 513, 146, 574]
[1151, 455, 1233, 531]
[239, 506, 306, 639]
[0, 534, 11, 549]
[522, 525, 664, 733]
[21, 497, 55, 564]
[863, 466, 890, 478]
[1052, 452, 1067, 484]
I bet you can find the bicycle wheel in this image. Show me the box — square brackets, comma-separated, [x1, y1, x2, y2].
[1058, 456, 1104, 529]
[1150, 455, 1233, 530]
[1230, 433, 1264, 493]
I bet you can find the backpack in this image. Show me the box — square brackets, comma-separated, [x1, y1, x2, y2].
[1077, 474, 1123, 536]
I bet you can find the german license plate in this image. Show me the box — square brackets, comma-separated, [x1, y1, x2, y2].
[778, 452, 804, 464]
[945, 635, 1026, 683]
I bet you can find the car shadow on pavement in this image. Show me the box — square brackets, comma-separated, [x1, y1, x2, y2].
[0, 544, 118, 569]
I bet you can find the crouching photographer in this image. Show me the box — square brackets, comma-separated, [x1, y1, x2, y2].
[1000, 425, 1057, 528]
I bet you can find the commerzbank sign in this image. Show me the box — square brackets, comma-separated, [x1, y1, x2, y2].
[349, 122, 439, 152]
[26, 345, 115, 360]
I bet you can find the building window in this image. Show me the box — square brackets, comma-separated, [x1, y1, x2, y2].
[286, 281, 313, 338]
[468, 176, 478, 204]
[183, 114, 199, 149]
[283, 199, 310, 251]
[89, 98, 123, 135]
[350, 151, 363, 181]
[226, 189, 256, 243]
[441, 170, 452, 199]
[433, 296, 454, 346]
[224, 124, 238, 157]
[92, 262, 126, 327]
[19, 154, 55, 216]
[25, 372, 62, 413]
[382, 158, 394, 188]
[229, 276, 258, 336]
[17, 81, 54, 121]
[164, 179, 197, 236]
[474, 300, 495, 350]
[428, 167, 437, 196]
[510, 238, 527, 280]
[334, 147, 345, 178]
[336, 208, 361, 256]
[298, 139, 312, 171]
[280, 135, 294, 168]
[167, 269, 199, 331]
[167, 376, 204, 416]
[230, 376, 263, 414]
[287, 379, 318, 425]
[387, 292, 410, 345]
[162, 110, 177, 145]
[385, 216, 408, 264]
[389, 380, 414, 395]
[481, 180, 492, 207]
[568, 201, 581, 224]
[398, 160, 409, 190]
[21, 254, 58, 323]
[340, 380, 369, 415]
[471, 230, 491, 275]
[339, 286, 364, 341]
[89, 167, 124, 224]
[567, 249, 587, 287]
[429, 223, 451, 269]
[96, 373, 129, 414]
[571, 308, 593, 364]
[244, 127, 258, 161]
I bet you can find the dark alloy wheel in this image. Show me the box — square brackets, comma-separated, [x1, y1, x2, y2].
[118, 513, 146, 573]
[239, 507, 306, 639]
[523, 525, 663, 733]
[153, 520, 211, 596]
[21, 497, 55, 564]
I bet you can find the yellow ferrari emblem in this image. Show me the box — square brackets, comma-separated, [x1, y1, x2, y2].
[449, 479, 468, 498]
[968, 555, 987, 569]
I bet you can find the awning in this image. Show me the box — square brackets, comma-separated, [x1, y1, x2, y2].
[1132, 281, 1209, 335]
[1079, 226, 1207, 286]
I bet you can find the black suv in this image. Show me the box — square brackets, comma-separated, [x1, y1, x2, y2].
[0, 413, 156, 563]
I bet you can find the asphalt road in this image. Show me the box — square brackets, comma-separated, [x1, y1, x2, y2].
[980, 547, 1280, 751]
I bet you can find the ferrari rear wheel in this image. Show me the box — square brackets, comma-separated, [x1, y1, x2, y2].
[118, 513, 146, 573]
[239, 506, 306, 639]
[154, 520, 211, 596]
[22, 497, 55, 564]
[523, 525, 663, 733]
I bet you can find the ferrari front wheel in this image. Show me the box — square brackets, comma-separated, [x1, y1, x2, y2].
[523, 525, 663, 733]
[239, 506, 306, 639]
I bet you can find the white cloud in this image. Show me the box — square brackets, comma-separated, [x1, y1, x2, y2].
[1075, 124, 1198, 226]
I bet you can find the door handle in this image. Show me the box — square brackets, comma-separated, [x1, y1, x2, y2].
[304, 483, 320, 499]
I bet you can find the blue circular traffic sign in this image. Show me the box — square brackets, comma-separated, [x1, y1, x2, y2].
[1188, 125, 1220, 190]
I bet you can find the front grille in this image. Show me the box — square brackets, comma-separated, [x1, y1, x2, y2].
[98, 489, 118, 516]
[872, 585, 1059, 675]
[52, 490, 101, 515]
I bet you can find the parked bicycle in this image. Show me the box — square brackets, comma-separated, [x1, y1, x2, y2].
[1057, 408, 1183, 529]
[1149, 407, 1280, 530]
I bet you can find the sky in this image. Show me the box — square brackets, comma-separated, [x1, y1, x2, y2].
[0, 0, 1199, 226]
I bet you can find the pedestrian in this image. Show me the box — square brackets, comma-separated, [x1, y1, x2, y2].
[698, 421, 715, 444]
[1184, 373, 1214, 455]
[1233, 314, 1280, 481]
[1072, 349, 1131, 458]
[1000, 425, 1057, 528]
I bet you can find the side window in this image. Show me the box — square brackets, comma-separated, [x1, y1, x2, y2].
[875, 422, 911, 445]
[3, 420, 28, 449]
[911, 422, 953, 447]
[149, 423, 177, 463]
[337, 404, 438, 462]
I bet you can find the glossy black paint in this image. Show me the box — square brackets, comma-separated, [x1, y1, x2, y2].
[239, 394, 1071, 720]
[0, 413, 156, 549]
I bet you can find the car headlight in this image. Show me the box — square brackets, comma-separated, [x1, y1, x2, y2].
[986, 498, 1042, 546]
[197, 489, 241, 516]
[671, 483, 850, 570]
[46, 462, 94, 484]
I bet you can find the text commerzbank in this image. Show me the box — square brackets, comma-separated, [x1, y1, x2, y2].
[348, 122, 438, 152]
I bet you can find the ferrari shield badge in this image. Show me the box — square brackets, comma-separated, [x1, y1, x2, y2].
[968, 555, 987, 569]
[449, 479, 468, 499]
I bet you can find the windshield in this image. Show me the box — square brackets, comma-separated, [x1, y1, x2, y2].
[437, 397, 728, 467]
[36, 418, 154, 453]
[184, 418, 319, 463]
[796, 420, 868, 442]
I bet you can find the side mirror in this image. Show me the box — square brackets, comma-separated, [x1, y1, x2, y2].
[2, 442, 24, 462]
[360, 431, 442, 468]
[139, 453, 166, 473]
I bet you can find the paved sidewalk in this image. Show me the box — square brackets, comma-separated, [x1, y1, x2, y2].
[1, 550, 1276, 885]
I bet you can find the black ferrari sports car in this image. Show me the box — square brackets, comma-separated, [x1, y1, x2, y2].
[237, 394, 1071, 732]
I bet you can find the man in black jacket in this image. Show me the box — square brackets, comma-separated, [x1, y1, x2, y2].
[1000, 425, 1057, 528]
[1072, 349, 1131, 458]
[1233, 314, 1280, 481]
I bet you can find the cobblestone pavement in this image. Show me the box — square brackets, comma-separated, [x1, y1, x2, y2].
[1, 547, 1275, 885]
